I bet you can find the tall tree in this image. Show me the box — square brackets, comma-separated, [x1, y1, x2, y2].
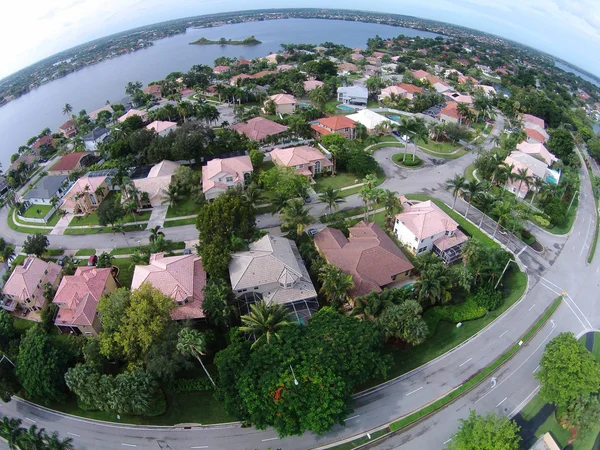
[446, 410, 521, 450]
[318, 264, 354, 309]
[308, 86, 329, 111]
[446, 174, 467, 210]
[462, 180, 485, 218]
[239, 300, 294, 349]
[202, 281, 235, 330]
[279, 199, 314, 237]
[62, 103, 73, 116]
[318, 186, 346, 217]
[377, 301, 429, 345]
[22, 234, 49, 258]
[176, 328, 216, 386]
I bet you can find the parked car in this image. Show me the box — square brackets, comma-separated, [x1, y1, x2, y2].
[306, 228, 318, 236]
[87, 254, 98, 266]
[57, 255, 66, 266]
[183, 248, 192, 255]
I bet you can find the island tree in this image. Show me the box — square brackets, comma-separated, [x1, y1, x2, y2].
[22, 234, 49, 258]
[446, 410, 521, 450]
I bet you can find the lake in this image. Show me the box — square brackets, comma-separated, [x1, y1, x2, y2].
[0, 18, 441, 169]
[555, 61, 600, 88]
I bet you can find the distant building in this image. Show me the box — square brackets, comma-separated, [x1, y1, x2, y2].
[143, 84, 162, 98]
[48, 152, 98, 176]
[231, 116, 288, 142]
[311, 116, 356, 140]
[270, 145, 333, 179]
[22, 175, 67, 205]
[303, 79, 324, 92]
[82, 128, 110, 151]
[31, 135, 54, 150]
[88, 104, 114, 121]
[264, 93, 298, 115]
[337, 86, 368, 106]
[378, 84, 423, 102]
[202, 155, 253, 201]
[117, 109, 148, 123]
[146, 120, 178, 136]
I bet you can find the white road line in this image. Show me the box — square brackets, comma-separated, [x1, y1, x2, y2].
[540, 283, 562, 296]
[67, 432, 80, 437]
[499, 330, 509, 338]
[528, 303, 536, 311]
[533, 365, 540, 374]
[443, 438, 452, 444]
[459, 358, 472, 367]
[509, 386, 540, 418]
[566, 293, 593, 329]
[344, 415, 360, 421]
[406, 386, 423, 396]
[121, 444, 137, 448]
[561, 297, 588, 331]
[540, 277, 563, 290]
[25, 417, 36, 423]
[190, 447, 208, 449]
[262, 437, 279, 442]
[496, 397, 508, 407]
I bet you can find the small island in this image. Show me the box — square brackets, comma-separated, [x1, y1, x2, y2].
[190, 36, 262, 46]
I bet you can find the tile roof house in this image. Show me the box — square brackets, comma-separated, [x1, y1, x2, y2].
[314, 221, 414, 299]
[202, 155, 253, 201]
[311, 116, 356, 140]
[264, 94, 297, 115]
[88, 104, 114, 121]
[53, 267, 117, 336]
[516, 142, 557, 165]
[303, 79, 324, 92]
[394, 197, 468, 264]
[1, 257, 61, 315]
[338, 62, 359, 74]
[503, 151, 560, 199]
[444, 92, 473, 104]
[229, 234, 318, 322]
[82, 127, 110, 151]
[48, 152, 97, 176]
[524, 127, 549, 144]
[437, 102, 473, 125]
[411, 70, 432, 80]
[143, 84, 162, 97]
[522, 114, 546, 129]
[146, 120, 177, 136]
[117, 109, 148, 123]
[132, 160, 180, 207]
[230, 73, 252, 85]
[378, 84, 423, 101]
[32, 135, 54, 150]
[22, 175, 68, 205]
[61, 175, 109, 214]
[59, 119, 77, 139]
[270, 145, 332, 178]
[213, 65, 230, 74]
[132, 252, 207, 320]
[231, 116, 288, 141]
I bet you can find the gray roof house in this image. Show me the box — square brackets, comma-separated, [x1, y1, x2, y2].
[22, 175, 68, 205]
[229, 234, 318, 323]
[0, 176, 9, 196]
[82, 128, 110, 151]
[337, 86, 369, 106]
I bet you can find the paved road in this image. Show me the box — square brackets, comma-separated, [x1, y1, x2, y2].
[2, 115, 595, 450]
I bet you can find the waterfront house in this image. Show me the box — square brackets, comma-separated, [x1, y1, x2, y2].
[53, 267, 117, 336]
[522, 114, 549, 144]
[310, 116, 356, 140]
[230, 73, 252, 85]
[1, 257, 61, 315]
[48, 152, 98, 176]
[270, 145, 332, 179]
[213, 65, 230, 74]
[394, 197, 468, 264]
[82, 128, 110, 151]
[146, 120, 178, 136]
[143, 84, 162, 98]
[264, 94, 297, 115]
[59, 120, 77, 139]
[22, 175, 67, 205]
[314, 222, 414, 299]
[60, 175, 110, 214]
[229, 234, 318, 323]
[337, 86, 368, 107]
[202, 155, 253, 201]
[31, 135, 54, 151]
[231, 116, 288, 142]
[88, 104, 114, 121]
[131, 160, 180, 207]
[117, 109, 148, 123]
[503, 151, 560, 199]
[131, 252, 207, 320]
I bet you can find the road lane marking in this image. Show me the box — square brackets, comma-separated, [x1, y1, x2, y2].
[344, 415, 360, 421]
[67, 432, 80, 437]
[528, 304, 536, 311]
[565, 293, 593, 329]
[262, 437, 279, 442]
[533, 365, 540, 373]
[405, 386, 423, 396]
[25, 417, 36, 423]
[443, 438, 452, 444]
[496, 397, 508, 407]
[499, 330, 509, 338]
[190, 447, 208, 449]
[540, 283, 561, 296]
[459, 358, 472, 367]
[561, 297, 588, 331]
[121, 444, 137, 447]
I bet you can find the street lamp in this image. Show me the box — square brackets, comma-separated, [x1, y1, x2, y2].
[495, 259, 522, 290]
[289, 365, 298, 386]
[567, 190, 579, 213]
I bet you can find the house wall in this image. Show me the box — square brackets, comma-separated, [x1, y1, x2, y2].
[337, 92, 368, 105]
[233, 281, 281, 298]
[204, 170, 253, 201]
[393, 220, 447, 254]
[439, 113, 459, 125]
[24, 197, 53, 206]
[276, 103, 296, 115]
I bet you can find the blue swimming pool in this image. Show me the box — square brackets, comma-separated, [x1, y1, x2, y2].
[337, 104, 356, 111]
[387, 115, 401, 121]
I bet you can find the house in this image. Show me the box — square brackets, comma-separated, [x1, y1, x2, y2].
[314, 222, 414, 299]
[394, 197, 468, 264]
[117, 109, 148, 123]
[437, 102, 472, 125]
[53, 267, 117, 336]
[230, 73, 252, 85]
[229, 234, 318, 323]
[143, 84, 162, 98]
[1, 257, 61, 315]
[60, 175, 110, 214]
[202, 155, 253, 201]
[132, 160, 180, 207]
[48, 152, 98, 176]
[411, 70, 432, 81]
[458, 75, 478, 84]
[524, 127, 549, 144]
[346, 109, 392, 132]
[531, 433, 561, 450]
[213, 65, 230, 74]
[503, 151, 559, 198]
[263, 54, 278, 64]
[475, 85, 496, 97]
[22, 175, 67, 205]
[264, 94, 297, 115]
[338, 62, 359, 74]
[31, 135, 54, 150]
[350, 53, 365, 61]
[378, 84, 423, 101]
[82, 127, 110, 151]
[59, 119, 77, 139]
[522, 114, 546, 130]
[231, 116, 288, 142]
[146, 120, 178, 136]
[516, 142, 557, 165]
[444, 92, 473, 104]
[310, 116, 356, 140]
[276, 64, 294, 72]
[8, 154, 38, 172]
[304, 79, 324, 92]
[131, 252, 207, 320]
[88, 104, 114, 121]
[337, 86, 368, 106]
[0, 176, 9, 196]
[270, 145, 333, 178]
[413, 71, 452, 93]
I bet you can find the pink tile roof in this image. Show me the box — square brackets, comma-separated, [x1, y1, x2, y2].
[53, 267, 112, 327]
[524, 127, 547, 143]
[522, 114, 545, 129]
[434, 231, 468, 251]
[516, 141, 557, 165]
[32, 135, 54, 149]
[133, 160, 179, 203]
[316, 116, 356, 131]
[231, 116, 288, 141]
[2, 257, 61, 309]
[314, 222, 414, 298]
[396, 200, 459, 240]
[146, 120, 177, 134]
[303, 80, 324, 91]
[412, 70, 432, 79]
[213, 65, 230, 73]
[59, 119, 76, 131]
[268, 93, 297, 105]
[444, 92, 473, 104]
[338, 62, 359, 72]
[270, 145, 333, 169]
[396, 83, 423, 94]
[202, 155, 253, 193]
[61, 176, 107, 210]
[118, 109, 147, 123]
[131, 253, 206, 320]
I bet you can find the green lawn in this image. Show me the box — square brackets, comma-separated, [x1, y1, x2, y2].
[64, 224, 145, 235]
[69, 210, 151, 227]
[163, 217, 197, 227]
[21, 204, 53, 219]
[112, 258, 134, 289]
[110, 242, 185, 255]
[327, 171, 386, 198]
[368, 142, 405, 152]
[7, 208, 51, 234]
[465, 163, 476, 182]
[166, 197, 202, 218]
[75, 249, 96, 256]
[392, 153, 423, 168]
[419, 140, 461, 154]
[314, 172, 363, 192]
[255, 204, 278, 215]
[45, 211, 61, 227]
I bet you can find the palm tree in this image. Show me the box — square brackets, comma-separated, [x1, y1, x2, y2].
[411, 125, 428, 161]
[475, 192, 495, 228]
[148, 225, 165, 243]
[0, 416, 22, 449]
[491, 200, 514, 238]
[318, 264, 354, 309]
[308, 86, 328, 111]
[245, 183, 262, 205]
[414, 260, 453, 306]
[319, 186, 345, 217]
[2, 246, 15, 267]
[44, 431, 74, 450]
[62, 103, 73, 116]
[446, 174, 467, 210]
[271, 192, 291, 215]
[461, 180, 485, 218]
[176, 328, 216, 386]
[354, 123, 368, 142]
[514, 168, 533, 198]
[530, 177, 545, 205]
[457, 103, 470, 125]
[161, 184, 180, 207]
[382, 189, 401, 230]
[19, 424, 46, 449]
[461, 238, 482, 267]
[239, 300, 294, 348]
[280, 199, 314, 236]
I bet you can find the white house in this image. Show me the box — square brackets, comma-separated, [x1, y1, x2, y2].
[346, 109, 393, 132]
[337, 86, 368, 106]
[201, 155, 253, 201]
[146, 121, 178, 136]
[82, 128, 110, 151]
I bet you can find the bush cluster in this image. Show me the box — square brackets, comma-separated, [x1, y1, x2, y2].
[167, 377, 214, 393]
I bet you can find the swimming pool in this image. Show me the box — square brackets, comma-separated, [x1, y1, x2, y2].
[337, 104, 356, 111]
[386, 115, 401, 121]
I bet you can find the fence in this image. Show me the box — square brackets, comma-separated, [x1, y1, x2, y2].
[17, 205, 58, 224]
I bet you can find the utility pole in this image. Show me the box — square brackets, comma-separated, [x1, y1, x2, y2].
[495, 259, 517, 290]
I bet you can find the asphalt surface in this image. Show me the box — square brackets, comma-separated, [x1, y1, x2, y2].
[1, 114, 597, 450]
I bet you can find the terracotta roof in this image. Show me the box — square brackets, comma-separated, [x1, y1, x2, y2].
[32, 135, 54, 149]
[270, 146, 332, 169]
[396, 200, 459, 241]
[133, 160, 179, 203]
[396, 83, 423, 94]
[59, 119, 76, 130]
[268, 93, 297, 105]
[314, 222, 414, 298]
[118, 109, 146, 123]
[412, 70, 432, 79]
[338, 62, 359, 72]
[202, 155, 253, 193]
[2, 257, 61, 309]
[146, 120, 177, 134]
[316, 116, 356, 131]
[132, 253, 206, 320]
[53, 267, 112, 327]
[303, 80, 324, 91]
[516, 141, 556, 165]
[61, 176, 107, 210]
[433, 231, 468, 251]
[524, 128, 547, 144]
[143, 84, 161, 94]
[231, 117, 288, 141]
[444, 92, 473, 104]
[230, 73, 252, 84]
[523, 114, 545, 129]
[51, 152, 87, 172]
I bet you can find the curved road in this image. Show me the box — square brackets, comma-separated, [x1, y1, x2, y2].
[1, 115, 596, 450]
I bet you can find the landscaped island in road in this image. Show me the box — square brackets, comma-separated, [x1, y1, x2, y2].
[189, 36, 262, 46]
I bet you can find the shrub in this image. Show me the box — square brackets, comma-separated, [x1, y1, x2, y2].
[424, 297, 488, 335]
[393, 154, 422, 167]
[167, 377, 214, 393]
[543, 197, 567, 227]
[533, 215, 550, 227]
[472, 286, 503, 311]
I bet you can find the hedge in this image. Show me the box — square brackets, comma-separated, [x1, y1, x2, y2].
[166, 377, 214, 393]
[423, 297, 487, 335]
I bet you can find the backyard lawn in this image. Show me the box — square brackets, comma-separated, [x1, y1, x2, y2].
[166, 197, 202, 218]
[419, 140, 461, 154]
[314, 172, 362, 192]
[21, 204, 53, 219]
[112, 258, 134, 289]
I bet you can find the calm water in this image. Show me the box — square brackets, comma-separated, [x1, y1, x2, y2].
[0, 19, 441, 169]
[555, 61, 600, 88]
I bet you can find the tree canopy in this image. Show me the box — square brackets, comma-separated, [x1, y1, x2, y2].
[447, 410, 521, 450]
[22, 234, 49, 258]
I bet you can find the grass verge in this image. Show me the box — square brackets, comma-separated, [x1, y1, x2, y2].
[465, 164, 476, 182]
[7, 208, 52, 234]
[163, 217, 197, 227]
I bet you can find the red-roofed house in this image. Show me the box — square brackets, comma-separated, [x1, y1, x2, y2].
[378, 84, 423, 102]
[32, 135, 54, 150]
[230, 73, 252, 85]
[202, 155, 253, 201]
[61, 175, 110, 214]
[522, 114, 546, 129]
[264, 94, 297, 115]
[438, 102, 474, 125]
[524, 127, 548, 144]
[314, 221, 414, 299]
[59, 120, 77, 139]
[143, 84, 162, 98]
[311, 116, 356, 140]
[231, 116, 288, 142]
[213, 65, 230, 74]
[2, 257, 61, 315]
[49, 152, 96, 176]
[303, 79, 324, 92]
[411, 70, 432, 80]
[270, 145, 332, 178]
[131, 253, 207, 320]
[516, 141, 557, 165]
[53, 267, 117, 335]
[394, 197, 468, 264]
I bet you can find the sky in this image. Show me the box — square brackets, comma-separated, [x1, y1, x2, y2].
[2, 0, 599, 80]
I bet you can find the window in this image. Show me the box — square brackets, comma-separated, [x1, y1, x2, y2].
[417, 247, 427, 253]
[315, 160, 321, 174]
[226, 176, 233, 182]
[414, 236, 418, 242]
[84, 332, 93, 336]
[296, 164, 304, 169]
[254, 287, 258, 290]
